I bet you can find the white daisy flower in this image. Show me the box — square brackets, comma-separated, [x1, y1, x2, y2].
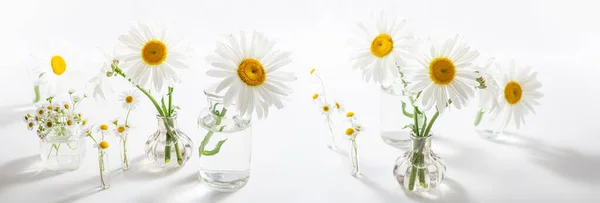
[117, 22, 190, 92]
[320, 104, 332, 116]
[96, 123, 111, 138]
[496, 60, 543, 129]
[72, 95, 81, 104]
[36, 106, 46, 116]
[27, 118, 35, 131]
[407, 36, 480, 113]
[349, 11, 416, 84]
[120, 90, 140, 110]
[333, 99, 345, 113]
[114, 124, 129, 137]
[30, 40, 84, 97]
[205, 31, 296, 119]
[475, 58, 500, 112]
[61, 102, 72, 111]
[90, 47, 120, 99]
[345, 127, 358, 138]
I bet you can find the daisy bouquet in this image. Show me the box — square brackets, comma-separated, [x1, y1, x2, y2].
[201, 31, 296, 158]
[400, 36, 480, 191]
[83, 124, 112, 189]
[23, 91, 88, 159]
[93, 22, 192, 167]
[110, 90, 139, 170]
[309, 68, 346, 149]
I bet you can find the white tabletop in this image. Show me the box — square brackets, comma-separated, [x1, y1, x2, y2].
[1, 0, 600, 202]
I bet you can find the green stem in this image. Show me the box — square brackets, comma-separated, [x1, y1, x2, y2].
[168, 87, 173, 115]
[401, 101, 414, 118]
[408, 153, 418, 191]
[47, 144, 56, 159]
[422, 111, 440, 137]
[474, 109, 485, 126]
[33, 85, 40, 103]
[413, 106, 420, 136]
[199, 107, 227, 157]
[122, 137, 129, 169]
[124, 109, 131, 126]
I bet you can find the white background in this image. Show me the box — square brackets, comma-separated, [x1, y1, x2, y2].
[1, 0, 600, 202]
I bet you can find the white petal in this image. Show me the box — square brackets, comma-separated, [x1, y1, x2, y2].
[262, 82, 289, 96]
[223, 82, 240, 106]
[407, 81, 430, 92]
[269, 71, 297, 81]
[211, 61, 237, 71]
[215, 77, 235, 93]
[206, 69, 233, 78]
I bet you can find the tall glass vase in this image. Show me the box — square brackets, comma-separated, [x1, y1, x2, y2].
[348, 137, 360, 176]
[380, 81, 414, 149]
[145, 114, 193, 168]
[39, 127, 86, 171]
[197, 87, 252, 192]
[97, 148, 110, 189]
[324, 115, 337, 150]
[118, 135, 130, 171]
[393, 133, 446, 192]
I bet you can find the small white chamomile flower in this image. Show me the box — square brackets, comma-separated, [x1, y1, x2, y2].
[120, 90, 140, 110]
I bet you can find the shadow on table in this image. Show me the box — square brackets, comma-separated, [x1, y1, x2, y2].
[359, 175, 473, 203]
[0, 155, 64, 190]
[484, 132, 600, 185]
[0, 103, 35, 128]
[118, 155, 184, 181]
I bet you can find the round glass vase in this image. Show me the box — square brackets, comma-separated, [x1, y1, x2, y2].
[393, 133, 446, 192]
[380, 82, 414, 149]
[145, 114, 193, 169]
[39, 127, 86, 171]
[197, 87, 252, 192]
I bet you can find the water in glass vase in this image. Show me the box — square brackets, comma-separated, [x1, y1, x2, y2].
[197, 85, 253, 192]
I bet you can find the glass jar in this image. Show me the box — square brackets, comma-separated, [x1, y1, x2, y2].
[348, 137, 360, 176]
[97, 148, 110, 189]
[380, 80, 414, 149]
[39, 128, 86, 171]
[197, 86, 252, 192]
[145, 114, 193, 168]
[393, 133, 446, 192]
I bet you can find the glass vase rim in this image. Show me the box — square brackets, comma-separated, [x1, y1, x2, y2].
[156, 113, 178, 119]
[409, 132, 433, 139]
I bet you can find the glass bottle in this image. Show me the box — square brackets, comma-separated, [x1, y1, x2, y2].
[98, 148, 110, 189]
[118, 134, 130, 170]
[145, 114, 193, 168]
[197, 86, 252, 192]
[393, 133, 446, 192]
[380, 79, 414, 149]
[39, 128, 86, 171]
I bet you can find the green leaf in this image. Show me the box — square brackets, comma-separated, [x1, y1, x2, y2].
[33, 85, 40, 103]
[202, 139, 228, 156]
[403, 124, 415, 130]
[474, 109, 485, 126]
[401, 101, 414, 118]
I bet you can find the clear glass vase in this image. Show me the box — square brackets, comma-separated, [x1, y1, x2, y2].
[474, 110, 516, 138]
[324, 115, 338, 150]
[39, 128, 86, 171]
[97, 148, 110, 189]
[118, 135, 130, 171]
[348, 137, 360, 176]
[380, 82, 414, 149]
[145, 114, 193, 168]
[393, 133, 446, 192]
[197, 87, 252, 192]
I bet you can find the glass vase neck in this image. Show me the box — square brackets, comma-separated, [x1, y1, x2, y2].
[156, 114, 178, 130]
[410, 133, 432, 154]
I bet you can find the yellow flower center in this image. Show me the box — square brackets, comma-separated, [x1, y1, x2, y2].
[125, 96, 134, 104]
[100, 124, 109, 131]
[38, 110, 44, 115]
[46, 121, 53, 128]
[370, 34, 394, 58]
[312, 94, 319, 100]
[504, 81, 523, 105]
[346, 112, 355, 117]
[335, 102, 341, 109]
[429, 57, 456, 85]
[50, 55, 67, 76]
[117, 126, 126, 133]
[47, 106, 53, 110]
[99, 141, 109, 149]
[24, 116, 28, 121]
[237, 58, 266, 86]
[28, 122, 34, 128]
[356, 125, 362, 131]
[112, 120, 118, 125]
[35, 116, 39, 121]
[64, 104, 70, 109]
[141, 40, 168, 66]
[82, 120, 87, 126]
[310, 68, 316, 74]
[67, 120, 73, 126]
[323, 105, 330, 112]
[345, 128, 355, 136]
